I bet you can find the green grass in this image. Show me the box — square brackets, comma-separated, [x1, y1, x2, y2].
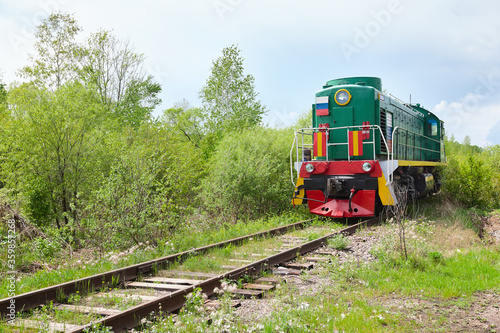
[408, 195, 489, 235]
[355, 247, 500, 298]
[327, 233, 350, 250]
[166, 224, 338, 274]
[0, 210, 313, 298]
[14, 302, 101, 330]
[256, 220, 500, 332]
[3, 200, 499, 332]
[259, 283, 407, 333]
[132, 203, 500, 333]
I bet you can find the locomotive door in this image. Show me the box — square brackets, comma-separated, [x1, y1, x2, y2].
[426, 118, 439, 160]
[331, 107, 353, 159]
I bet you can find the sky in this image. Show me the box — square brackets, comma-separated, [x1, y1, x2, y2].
[1, 0, 500, 147]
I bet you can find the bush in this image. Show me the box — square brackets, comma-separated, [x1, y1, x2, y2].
[443, 153, 498, 208]
[442, 136, 500, 209]
[201, 126, 294, 222]
[81, 125, 204, 252]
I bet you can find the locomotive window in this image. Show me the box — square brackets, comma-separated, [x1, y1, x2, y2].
[428, 119, 438, 136]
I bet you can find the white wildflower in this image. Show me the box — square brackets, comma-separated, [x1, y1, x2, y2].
[298, 302, 310, 310]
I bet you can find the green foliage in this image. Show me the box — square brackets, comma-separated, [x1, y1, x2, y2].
[82, 323, 113, 333]
[295, 108, 313, 129]
[0, 12, 296, 260]
[364, 247, 500, 298]
[328, 234, 349, 250]
[427, 251, 444, 263]
[35, 237, 62, 259]
[0, 79, 6, 105]
[199, 44, 267, 136]
[444, 155, 494, 207]
[79, 29, 162, 127]
[26, 179, 55, 227]
[201, 126, 293, 222]
[443, 136, 499, 208]
[18, 12, 81, 90]
[83, 149, 167, 250]
[1, 13, 163, 246]
[162, 100, 206, 149]
[82, 123, 204, 251]
[4, 82, 113, 230]
[181, 288, 206, 315]
[116, 76, 161, 126]
[19, 13, 161, 128]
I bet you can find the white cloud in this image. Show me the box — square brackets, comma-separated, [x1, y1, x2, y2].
[433, 93, 500, 146]
[487, 120, 500, 145]
[2, 0, 500, 147]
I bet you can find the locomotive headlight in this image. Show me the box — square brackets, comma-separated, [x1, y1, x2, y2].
[362, 162, 373, 172]
[305, 163, 315, 173]
[334, 89, 351, 106]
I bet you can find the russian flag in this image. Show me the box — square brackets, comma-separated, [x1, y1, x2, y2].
[316, 96, 329, 116]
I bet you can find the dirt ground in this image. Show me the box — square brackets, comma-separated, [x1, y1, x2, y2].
[486, 211, 500, 244]
[374, 291, 500, 332]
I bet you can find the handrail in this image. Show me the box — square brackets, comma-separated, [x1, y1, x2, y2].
[290, 130, 315, 187]
[290, 125, 391, 186]
[290, 124, 443, 192]
[390, 126, 399, 183]
[289, 134, 297, 187]
[390, 126, 441, 160]
[390, 126, 441, 182]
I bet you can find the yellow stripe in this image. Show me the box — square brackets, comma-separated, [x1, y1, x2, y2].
[317, 133, 323, 156]
[396, 160, 447, 167]
[378, 175, 395, 205]
[352, 131, 359, 156]
[291, 177, 305, 205]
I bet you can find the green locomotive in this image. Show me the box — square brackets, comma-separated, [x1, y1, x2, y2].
[291, 77, 446, 218]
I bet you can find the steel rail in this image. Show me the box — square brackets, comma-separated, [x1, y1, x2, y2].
[0, 220, 311, 319]
[72, 218, 378, 332]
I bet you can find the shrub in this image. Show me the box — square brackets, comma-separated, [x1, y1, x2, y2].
[443, 154, 498, 208]
[443, 137, 500, 209]
[81, 125, 204, 252]
[201, 126, 294, 222]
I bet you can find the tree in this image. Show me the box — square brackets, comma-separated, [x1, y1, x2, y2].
[18, 12, 81, 90]
[82, 122, 205, 251]
[19, 14, 161, 127]
[162, 99, 205, 148]
[79, 30, 161, 127]
[5, 82, 113, 230]
[0, 74, 8, 190]
[0, 73, 6, 105]
[199, 45, 267, 135]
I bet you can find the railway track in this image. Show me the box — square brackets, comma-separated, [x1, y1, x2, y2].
[1, 218, 378, 332]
